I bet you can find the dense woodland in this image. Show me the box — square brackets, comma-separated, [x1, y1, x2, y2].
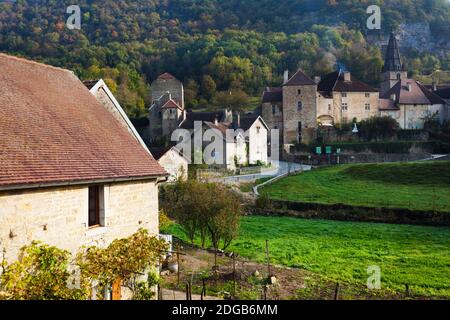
[0, 0, 449, 117]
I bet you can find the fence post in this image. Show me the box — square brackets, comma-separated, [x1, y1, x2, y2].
[186, 283, 189, 300]
[265, 240, 271, 277]
[202, 278, 206, 300]
[334, 282, 340, 300]
[232, 252, 236, 297]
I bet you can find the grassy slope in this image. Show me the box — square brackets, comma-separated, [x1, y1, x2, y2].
[260, 161, 450, 212]
[164, 216, 450, 298]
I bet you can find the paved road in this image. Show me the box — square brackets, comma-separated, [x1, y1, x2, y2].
[213, 161, 311, 184]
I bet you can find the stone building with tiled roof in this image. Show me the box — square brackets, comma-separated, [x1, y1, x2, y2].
[379, 79, 446, 128]
[148, 72, 186, 142]
[261, 68, 378, 148]
[260, 32, 448, 148]
[378, 33, 447, 129]
[0, 53, 167, 262]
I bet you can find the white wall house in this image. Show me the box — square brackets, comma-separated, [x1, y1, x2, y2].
[150, 147, 189, 182]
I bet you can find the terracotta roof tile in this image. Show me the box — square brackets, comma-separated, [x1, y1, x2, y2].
[157, 72, 177, 80]
[0, 53, 167, 189]
[161, 99, 182, 110]
[381, 79, 445, 105]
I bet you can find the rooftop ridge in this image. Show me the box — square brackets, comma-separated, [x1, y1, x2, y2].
[0, 52, 73, 74]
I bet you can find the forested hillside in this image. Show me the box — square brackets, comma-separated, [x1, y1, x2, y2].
[0, 0, 449, 116]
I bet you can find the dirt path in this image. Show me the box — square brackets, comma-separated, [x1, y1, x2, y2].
[161, 288, 221, 300]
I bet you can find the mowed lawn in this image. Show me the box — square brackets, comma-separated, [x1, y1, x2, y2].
[165, 216, 450, 298]
[260, 161, 450, 212]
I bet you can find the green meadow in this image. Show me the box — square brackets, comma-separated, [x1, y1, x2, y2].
[164, 216, 450, 298]
[260, 161, 450, 212]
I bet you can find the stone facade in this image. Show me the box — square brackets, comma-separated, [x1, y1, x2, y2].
[261, 100, 283, 146]
[317, 91, 379, 125]
[0, 180, 159, 263]
[149, 74, 185, 143]
[380, 71, 408, 97]
[282, 84, 317, 145]
[380, 103, 446, 129]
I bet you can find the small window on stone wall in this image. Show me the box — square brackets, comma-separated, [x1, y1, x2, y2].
[89, 185, 104, 228]
[297, 101, 302, 111]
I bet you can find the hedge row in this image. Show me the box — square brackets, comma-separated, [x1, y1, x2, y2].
[252, 199, 450, 227]
[296, 141, 436, 154]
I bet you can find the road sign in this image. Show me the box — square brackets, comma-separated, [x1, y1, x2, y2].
[336, 148, 341, 154]
[316, 146, 322, 155]
[325, 146, 332, 154]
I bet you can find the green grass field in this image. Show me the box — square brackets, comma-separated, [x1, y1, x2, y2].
[164, 216, 450, 298]
[260, 161, 450, 212]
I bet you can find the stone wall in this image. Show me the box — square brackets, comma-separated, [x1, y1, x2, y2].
[381, 103, 446, 129]
[282, 84, 317, 145]
[261, 101, 283, 146]
[329, 91, 379, 125]
[0, 180, 159, 263]
[151, 78, 184, 109]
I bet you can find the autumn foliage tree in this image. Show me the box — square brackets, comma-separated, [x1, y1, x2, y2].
[0, 230, 168, 300]
[162, 179, 242, 268]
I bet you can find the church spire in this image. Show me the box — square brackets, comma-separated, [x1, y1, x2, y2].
[382, 32, 403, 72]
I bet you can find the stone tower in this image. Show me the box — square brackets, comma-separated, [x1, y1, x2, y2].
[148, 73, 185, 143]
[380, 32, 407, 96]
[282, 69, 317, 147]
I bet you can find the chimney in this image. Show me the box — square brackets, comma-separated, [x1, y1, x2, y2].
[283, 70, 289, 84]
[314, 76, 321, 84]
[232, 112, 241, 129]
[390, 93, 396, 101]
[343, 72, 351, 82]
[432, 82, 437, 91]
[407, 83, 412, 92]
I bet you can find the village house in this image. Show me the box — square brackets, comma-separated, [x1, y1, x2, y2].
[178, 111, 269, 170]
[379, 80, 446, 129]
[149, 146, 189, 182]
[316, 71, 379, 126]
[147, 73, 270, 170]
[428, 85, 450, 120]
[378, 33, 446, 128]
[0, 53, 168, 263]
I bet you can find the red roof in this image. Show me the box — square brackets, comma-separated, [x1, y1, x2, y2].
[0, 53, 167, 189]
[161, 99, 182, 110]
[381, 79, 445, 105]
[157, 72, 177, 80]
